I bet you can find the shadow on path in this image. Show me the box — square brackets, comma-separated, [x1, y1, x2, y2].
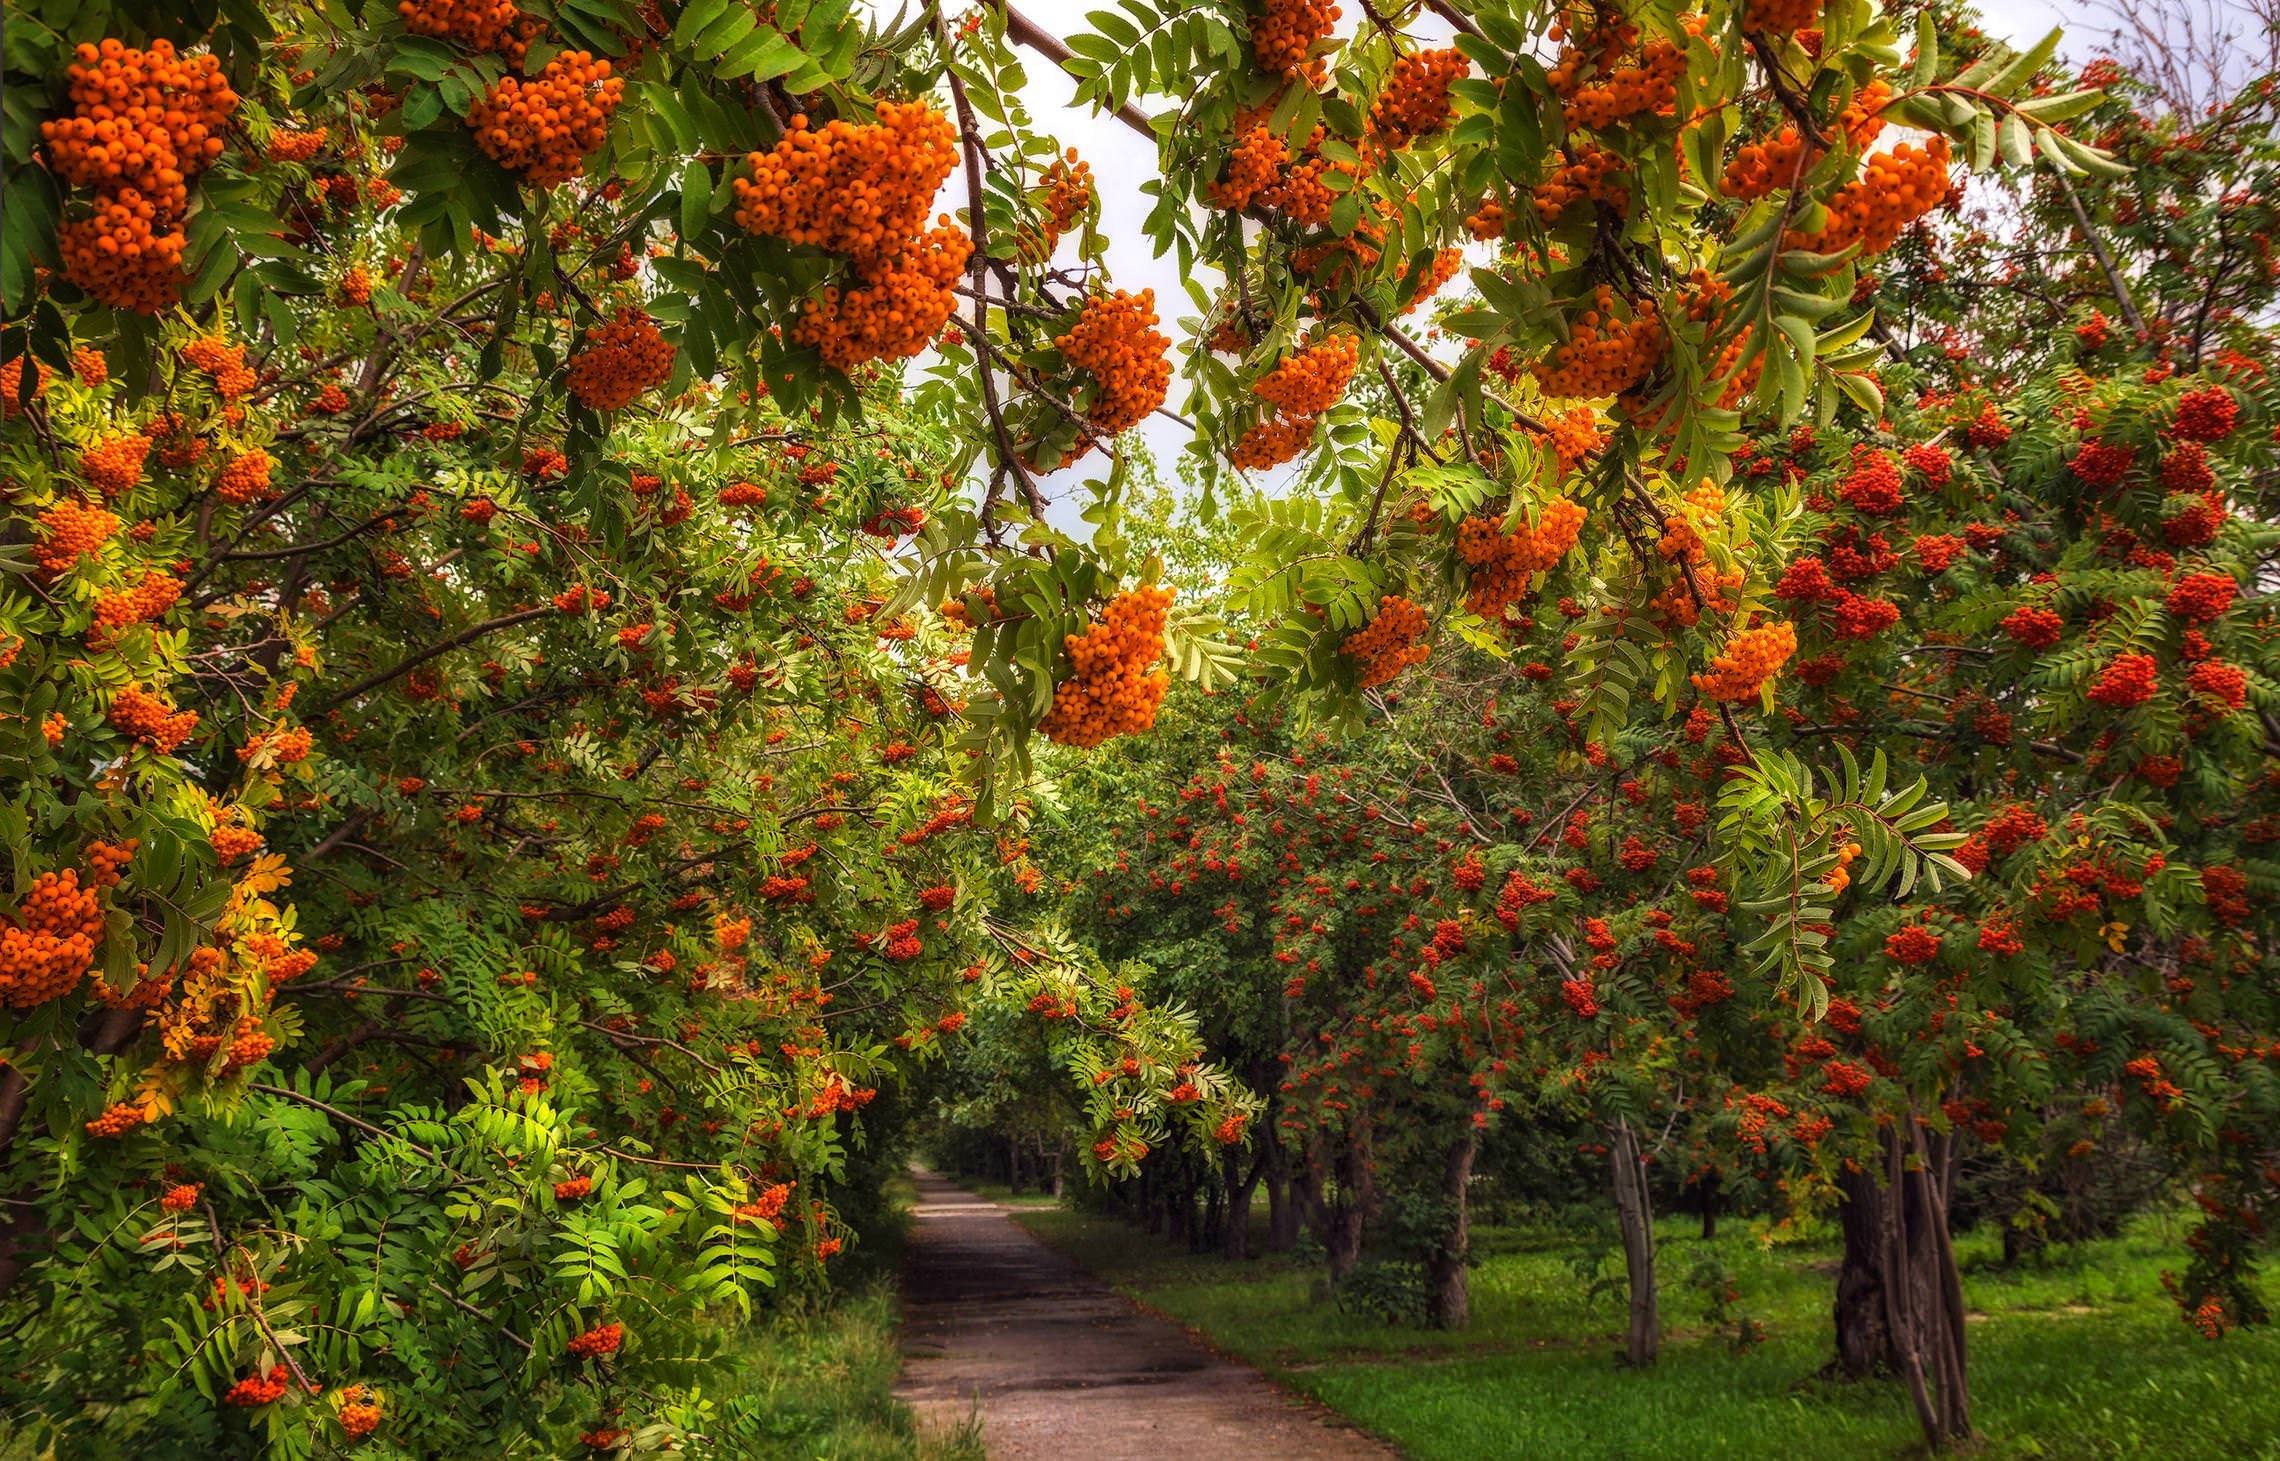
[895, 1168, 1395, 1459]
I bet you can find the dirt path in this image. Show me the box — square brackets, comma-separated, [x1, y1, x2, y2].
[895, 1169, 1395, 1459]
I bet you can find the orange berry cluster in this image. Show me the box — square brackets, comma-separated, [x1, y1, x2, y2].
[223, 1368, 290, 1407]
[0, 868, 106, 1008]
[567, 307, 675, 411]
[1032, 150, 1092, 255]
[1039, 585, 1174, 748]
[1208, 108, 1373, 227]
[732, 103, 968, 373]
[794, 222, 971, 372]
[1692, 619, 1797, 701]
[1399, 247, 1464, 313]
[1531, 406, 1606, 476]
[1720, 81, 1889, 201]
[1547, 16, 1689, 132]
[215, 447, 274, 504]
[337, 1386, 382, 1438]
[1208, 126, 1287, 210]
[43, 40, 237, 314]
[567, 1322, 624, 1357]
[468, 52, 623, 189]
[398, 0, 542, 61]
[733, 103, 959, 275]
[60, 192, 187, 313]
[80, 433, 150, 499]
[1230, 334, 1357, 470]
[1368, 48, 1469, 149]
[1744, 0, 1820, 33]
[93, 569, 184, 633]
[1530, 286, 1665, 399]
[182, 334, 256, 396]
[1253, 334, 1360, 418]
[1788, 136, 1951, 256]
[1343, 595, 1432, 688]
[1458, 498, 1586, 619]
[34, 499, 119, 578]
[1229, 412, 1324, 471]
[2, 357, 51, 415]
[264, 127, 326, 163]
[1534, 144, 1628, 226]
[1251, 0, 1340, 80]
[1056, 291, 1173, 436]
[109, 683, 199, 753]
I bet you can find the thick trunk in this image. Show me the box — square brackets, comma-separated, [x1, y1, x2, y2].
[1050, 1148, 1064, 1199]
[1424, 1126, 1477, 1329]
[1697, 1171, 1719, 1242]
[1319, 1128, 1373, 1286]
[1608, 1117, 1659, 1366]
[1832, 1163, 1898, 1379]
[1882, 1126, 1972, 1449]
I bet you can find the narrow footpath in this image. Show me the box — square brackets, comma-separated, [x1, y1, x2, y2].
[895, 1169, 1394, 1459]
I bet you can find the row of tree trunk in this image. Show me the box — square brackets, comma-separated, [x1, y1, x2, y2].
[1085, 1104, 1972, 1452]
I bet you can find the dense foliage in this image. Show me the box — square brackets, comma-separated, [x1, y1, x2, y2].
[2, 0, 2274, 1454]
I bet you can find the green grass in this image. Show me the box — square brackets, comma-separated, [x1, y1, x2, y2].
[948, 1178, 1063, 1209]
[697, 1173, 981, 1459]
[705, 1285, 982, 1460]
[1009, 1204, 2280, 1460]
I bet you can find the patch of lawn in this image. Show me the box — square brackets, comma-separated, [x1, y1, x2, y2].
[708, 1285, 984, 1459]
[1010, 1205, 2280, 1459]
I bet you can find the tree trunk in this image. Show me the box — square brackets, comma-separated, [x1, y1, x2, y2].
[1424, 1125, 1477, 1328]
[1167, 1169, 1196, 1248]
[1697, 1170, 1719, 1242]
[1319, 1127, 1373, 1286]
[1882, 1126, 1972, 1449]
[1007, 1140, 1026, 1194]
[1050, 1147, 1064, 1199]
[1222, 1146, 1267, 1260]
[1608, 1117, 1660, 1366]
[1265, 1126, 1299, 1252]
[1832, 1163, 1898, 1379]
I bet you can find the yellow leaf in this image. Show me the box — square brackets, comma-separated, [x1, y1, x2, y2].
[238, 854, 294, 897]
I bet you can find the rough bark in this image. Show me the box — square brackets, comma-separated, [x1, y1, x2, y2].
[1832, 1162, 1899, 1379]
[1312, 1126, 1374, 1286]
[1835, 1128, 1971, 1449]
[1608, 1117, 1660, 1366]
[1424, 1125, 1477, 1329]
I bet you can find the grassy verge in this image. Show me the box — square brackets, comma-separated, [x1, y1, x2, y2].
[1009, 1203, 2280, 1459]
[944, 1177, 1062, 1209]
[702, 1285, 982, 1460]
[696, 1172, 980, 1460]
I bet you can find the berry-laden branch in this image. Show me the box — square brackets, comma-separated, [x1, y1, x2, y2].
[307, 606, 553, 716]
[937, 6, 1049, 527]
